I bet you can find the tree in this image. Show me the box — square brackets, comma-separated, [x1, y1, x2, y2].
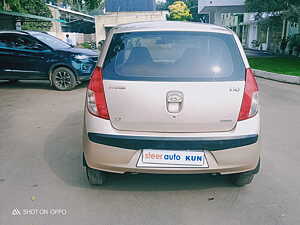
[245, 0, 300, 22]
[0, 0, 23, 11]
[1, 0, 103, 30]
[157, 0, 204, 22]
[184, 0, 203, 22]
[21, 0, 53, 31]
[48, 0, 104, 12]
[0, 0, 53, 31]
[167, 1, 192, 21]
[85, 0, 103, 11]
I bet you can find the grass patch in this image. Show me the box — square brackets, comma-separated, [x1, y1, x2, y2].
[248, 57, 300, 76]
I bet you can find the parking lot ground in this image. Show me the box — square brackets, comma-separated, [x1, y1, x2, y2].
[0, 78, 300, 225]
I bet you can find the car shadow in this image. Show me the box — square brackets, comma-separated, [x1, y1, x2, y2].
[44, 111, 233, 191]
[101, 173, 232, 191]
[0, 80, 88, 90]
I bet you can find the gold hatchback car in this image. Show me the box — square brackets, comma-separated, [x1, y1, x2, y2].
[83, 21, 261, 186]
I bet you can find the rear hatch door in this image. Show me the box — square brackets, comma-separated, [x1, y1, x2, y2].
[102, 31, 246, 133]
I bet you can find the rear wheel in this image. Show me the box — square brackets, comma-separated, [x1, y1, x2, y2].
[86, 167, 107, 185]
[230, 160, 260, 187]
[230, 173, 254, 186]
[51, 67, 77, 91]
[9, 79, 18, 83]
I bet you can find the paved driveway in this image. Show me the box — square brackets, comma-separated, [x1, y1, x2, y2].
[0, 79, 300, 225]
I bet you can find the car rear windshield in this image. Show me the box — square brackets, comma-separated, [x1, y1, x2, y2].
[103, 31, 245, 82]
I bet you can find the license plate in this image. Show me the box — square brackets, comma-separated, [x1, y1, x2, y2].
[140, 149, 208, 167]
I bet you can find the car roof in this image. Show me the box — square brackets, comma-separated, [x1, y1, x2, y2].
[113, 21, 233, 35]
[0, 30, 29, 35]
[0, 30, 46, 36]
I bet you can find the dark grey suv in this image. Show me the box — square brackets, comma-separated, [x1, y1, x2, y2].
[0, 31, 98, 90]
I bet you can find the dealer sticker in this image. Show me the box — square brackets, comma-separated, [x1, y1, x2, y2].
[141, 150, 207, 167]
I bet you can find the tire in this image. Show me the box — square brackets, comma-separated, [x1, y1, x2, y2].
[51, 67, 77, 91]
[230, 160, 260, 187]
[86, 167, 107, 186]
[230, 173, 255, 187]
[9, 79, 18, 83]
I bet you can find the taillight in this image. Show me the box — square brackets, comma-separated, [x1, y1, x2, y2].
[86, 67, 109, 119]
[238, 68, 259, 121]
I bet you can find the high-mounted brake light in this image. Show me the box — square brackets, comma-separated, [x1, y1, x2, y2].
[238, 68, 259, 121]
[86, 67, 109, 119]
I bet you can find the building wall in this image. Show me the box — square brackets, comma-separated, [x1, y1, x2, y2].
[221, 13, 236, 27]
[198, 0, 244, 13]
[48, 6, 95, 46]
[204, 1, 298, 53]
[95, 11, 168, 44]
[48, 4, 95, 34]
[213, 11, 222, 25]
[48, 6, 61, 33]
[48, 32, 95, 46]
[105, 0, 156, 12]
[247, 23, 258, 48]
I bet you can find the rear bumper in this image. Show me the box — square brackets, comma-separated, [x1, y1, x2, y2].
[83, 110, 261, 175]
[83, 132, 261, 175]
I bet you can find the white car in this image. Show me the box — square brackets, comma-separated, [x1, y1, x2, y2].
[83, 21, 261, 186]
